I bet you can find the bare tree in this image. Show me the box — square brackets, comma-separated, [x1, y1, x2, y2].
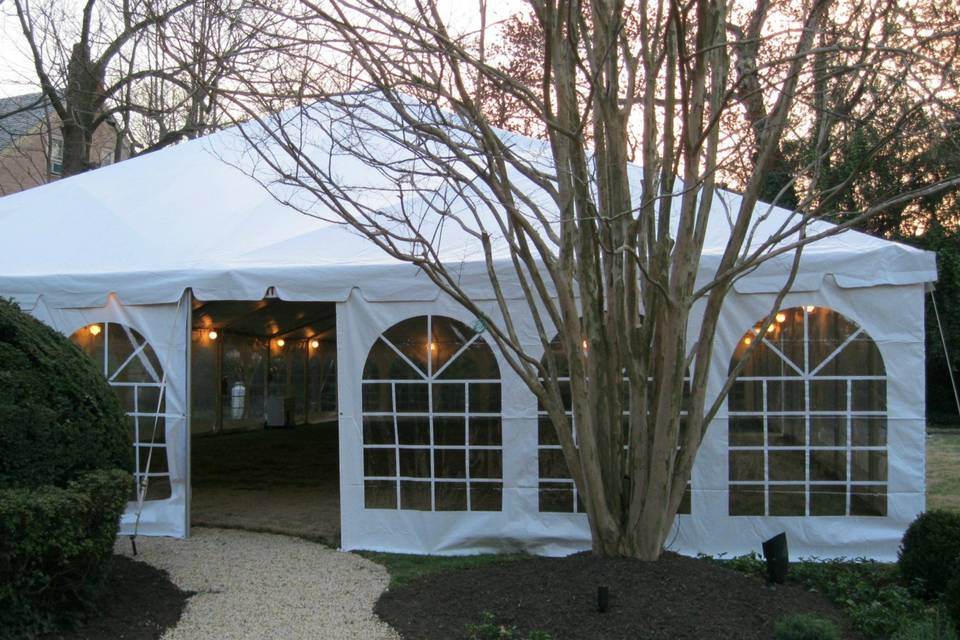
[228, 0, 960, 559]
[7, 0, 276, 176]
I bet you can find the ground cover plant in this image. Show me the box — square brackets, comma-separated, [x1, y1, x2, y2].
[708, 553, 929, 639]
[773, 613, 841, 640]
[464, 612, 551, 640]
[0, 300, 132, 639]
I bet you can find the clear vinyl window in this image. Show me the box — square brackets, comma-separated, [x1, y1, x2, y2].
[71, 322, 171, 501]
[361, 315, 502, 512]
[728, 306, 887, 517]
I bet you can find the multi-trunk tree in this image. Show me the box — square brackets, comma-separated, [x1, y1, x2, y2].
[221, 0, 960, 559]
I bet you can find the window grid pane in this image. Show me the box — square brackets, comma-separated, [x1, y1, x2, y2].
[71, 323, 171, 502]
[728, 307, 887, 517]
[361, 315, 502, 512]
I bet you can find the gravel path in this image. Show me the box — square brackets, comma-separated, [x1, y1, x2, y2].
[116, 527, 400, 640]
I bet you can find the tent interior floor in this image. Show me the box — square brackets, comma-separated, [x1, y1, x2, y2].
[190, 420, 341, 546]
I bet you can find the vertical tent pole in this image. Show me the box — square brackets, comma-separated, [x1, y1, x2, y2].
[931, 290, 960, 417]
[215, 328, 223, 434]
[184, 290, 193, 537]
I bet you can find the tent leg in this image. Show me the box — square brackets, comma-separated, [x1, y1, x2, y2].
[931, 290, 960, 416]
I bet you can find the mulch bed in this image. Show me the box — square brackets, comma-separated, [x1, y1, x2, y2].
[39, 555, 191, 640]
[376, 552, 861, 640]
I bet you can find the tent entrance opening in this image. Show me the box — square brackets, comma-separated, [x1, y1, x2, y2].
[189, 299, 339, 544]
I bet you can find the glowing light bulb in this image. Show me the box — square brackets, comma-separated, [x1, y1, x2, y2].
[775, 312, 786, 323]
[805, 305, 816, 313]
[766, 324, 776, 333]
[582, 339, 588, 351]
[88, 324, 101, 336]
[310, 339, 320, 349]
[429, 341, 436, 351]
[276, 338, 285, 348]
[208, 330, 218, 340]
[743, 336, 752, 345]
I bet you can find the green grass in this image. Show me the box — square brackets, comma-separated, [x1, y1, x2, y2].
[356, 550, 528, 588]
[928, 427, 960, 513]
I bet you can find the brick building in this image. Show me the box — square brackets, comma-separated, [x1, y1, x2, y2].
[0, 92, 129, 196]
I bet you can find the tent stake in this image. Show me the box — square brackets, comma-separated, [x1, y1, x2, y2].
[129, 535, 138, 556]
[931, 291, 960, 417]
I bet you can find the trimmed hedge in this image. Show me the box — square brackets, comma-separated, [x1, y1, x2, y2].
[0, 469, 131, 639]
[899, 510, 960, 599]
[947, 574, 960, 634]
[0, 299, 130, 489]
[0, 301, 135, 638]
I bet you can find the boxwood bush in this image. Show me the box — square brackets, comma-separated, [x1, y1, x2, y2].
[0, 299, 130, 489]
[0, 300, 133, 638]
[898, 510, 960, 599]
[0, 470, 131, 639]
[947, 574, 960, 634]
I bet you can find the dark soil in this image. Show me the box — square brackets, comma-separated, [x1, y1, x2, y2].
[39, 555, 191, 640]
[376, 552, 861, 640]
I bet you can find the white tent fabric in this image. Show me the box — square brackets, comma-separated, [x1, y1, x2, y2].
[0, 97, 936, 560]
[0, 98, 935, 309]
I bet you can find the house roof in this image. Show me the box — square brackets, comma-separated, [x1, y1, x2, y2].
[0, 92, 50, 152]
[0, 93, 938, 309]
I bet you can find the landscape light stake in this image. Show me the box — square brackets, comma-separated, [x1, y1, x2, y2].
[597, 585, 609, 612]
[129, 534, 138, 557]
[761, 533, 789, 584]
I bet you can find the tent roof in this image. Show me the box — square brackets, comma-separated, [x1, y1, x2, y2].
[0, 97, 936, 309]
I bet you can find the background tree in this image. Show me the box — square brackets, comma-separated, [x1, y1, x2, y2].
[6, 0, 274, 176]
[224, 0, 960, 559]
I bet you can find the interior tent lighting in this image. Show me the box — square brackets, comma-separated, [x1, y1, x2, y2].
[775, 312, 786, 323]
[805, 305, 816, 313]
[208, 329, 218, 340]
[275, 338, 285, 348]
[310, 339, 320, 349]
[88, 324, 102, 336]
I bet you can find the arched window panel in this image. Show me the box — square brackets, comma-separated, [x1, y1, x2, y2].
[728, 306, 888, 518]
[536, 333, 692, 515]
[71, 322, 171, 501]
[361, 315, 503, 512]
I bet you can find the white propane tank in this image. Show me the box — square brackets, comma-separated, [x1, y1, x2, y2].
[230, 382, 246, 419]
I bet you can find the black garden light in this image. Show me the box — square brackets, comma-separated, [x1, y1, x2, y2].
[761, 532, 789, 584]
[597, 585, 609, 613]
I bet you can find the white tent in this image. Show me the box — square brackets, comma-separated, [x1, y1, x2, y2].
[0, 99, 937, 559]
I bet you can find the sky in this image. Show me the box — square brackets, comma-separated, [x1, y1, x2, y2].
[0, 7, 35, 98]
[0, 1, 524, 99]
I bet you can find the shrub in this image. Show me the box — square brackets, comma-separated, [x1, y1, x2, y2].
[0, 469, 131, 639]
[773, 613, 841, 640]
[946, 574, 960, 634]
[0, 301, 134, 638]
[899, 511, 960, 599]
[0, 299, 130, 489]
